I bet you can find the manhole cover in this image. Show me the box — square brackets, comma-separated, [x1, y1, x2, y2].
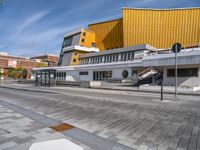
[0, 128, 10, 135]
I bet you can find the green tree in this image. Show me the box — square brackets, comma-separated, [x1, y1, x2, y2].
[36, 63, 47, 68]
[8, 67, 27, 79]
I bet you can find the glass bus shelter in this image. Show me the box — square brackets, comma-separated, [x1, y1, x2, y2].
[35, 69, 56, 87]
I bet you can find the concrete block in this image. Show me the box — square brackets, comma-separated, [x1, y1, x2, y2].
[80, 81, 101, 88]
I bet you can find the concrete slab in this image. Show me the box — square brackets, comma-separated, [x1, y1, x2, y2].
[29, 139, 83, 150]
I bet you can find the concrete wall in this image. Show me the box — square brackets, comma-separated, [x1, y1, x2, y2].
[112, 68, 132, 80]
[66, 70, 79, 81]
[79, 71, 93, 81]
[64, 68, 133, 82]
[163, 65, 200, 87]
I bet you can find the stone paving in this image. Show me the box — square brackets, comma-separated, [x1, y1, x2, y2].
[0, 86, 200, 149]
[0, 104, 92, 150]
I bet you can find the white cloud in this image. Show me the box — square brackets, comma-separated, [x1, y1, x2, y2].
[11, 10, 50, 39]
[19, 11, 50, 30]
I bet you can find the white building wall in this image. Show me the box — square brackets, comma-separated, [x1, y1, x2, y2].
[65, 70, 79, 81]
[112, 68, 132, 80]
[163, 65, 200, 87]
[79, 71, 93, 81]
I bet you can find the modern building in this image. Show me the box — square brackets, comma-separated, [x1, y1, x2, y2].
[34, 7, 200, 90]
[58, 28, 99, 66]
[88, 7, 200, 51]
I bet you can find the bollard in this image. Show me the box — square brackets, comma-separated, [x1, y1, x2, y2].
[161, 79, 163, 101]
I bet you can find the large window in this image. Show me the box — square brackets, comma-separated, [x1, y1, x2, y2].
[167, 68, 199, 77]
[93, 70, 112, 81]
[62, 36, 73, 47]
[79, 51, 136, 65]
[56, 72, 66, 80]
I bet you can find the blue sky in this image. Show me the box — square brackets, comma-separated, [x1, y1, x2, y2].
[0, 0, 200, 57]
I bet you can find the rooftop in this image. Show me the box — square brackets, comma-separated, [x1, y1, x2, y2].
[79, 44, 157, 58]
[122, 7, 200, 11]
[31, 54, 58, 59]
[64, 28, 94, 38]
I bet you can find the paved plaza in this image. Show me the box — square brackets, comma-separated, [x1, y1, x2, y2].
[0, 84, 200, 150]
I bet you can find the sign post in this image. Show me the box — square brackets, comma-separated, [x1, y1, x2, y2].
[172, 43, 182, 98]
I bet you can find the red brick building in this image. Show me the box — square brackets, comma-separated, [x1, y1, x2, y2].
[31, 54, 58, 67]
[0, 53, 58, 79]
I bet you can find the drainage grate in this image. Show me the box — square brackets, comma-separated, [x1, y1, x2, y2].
[50, 123, 74, 132]
[0, 128, 10, 135]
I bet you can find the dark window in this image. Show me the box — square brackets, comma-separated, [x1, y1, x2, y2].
[73, 59, 76, 62]
[79, 72, 88, 75]
[93, 70, 112, 81]
[92, 43, 96, 47]
[63, 36, 73, 47]
[167, 68, 198, 77]
[83, 32, 86, 36]
[122, 70, 129, 78]
[81, 39, 85, 42]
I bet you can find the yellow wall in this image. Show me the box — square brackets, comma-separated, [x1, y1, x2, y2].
[88, 19, 123, 51]
[123, 8, 200, 49]
[71, 50, 89, 65]
[79, 29, 95, 48]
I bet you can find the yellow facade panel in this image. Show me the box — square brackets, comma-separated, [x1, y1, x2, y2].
[79, 29, 95, 48]
[88, 19, 123, 51]
[71, 50, 89, 65]
[122, 8, 200, 49]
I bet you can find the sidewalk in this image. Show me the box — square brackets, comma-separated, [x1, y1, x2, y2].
[95, 82, 200, 96]
[1, 82, 200, 98]
[2, 79, 200, 96]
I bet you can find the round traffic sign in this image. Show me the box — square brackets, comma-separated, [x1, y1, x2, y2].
[172, 43, 182, 53]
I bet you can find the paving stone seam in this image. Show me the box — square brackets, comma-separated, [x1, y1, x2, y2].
[0, 99, 135, 150]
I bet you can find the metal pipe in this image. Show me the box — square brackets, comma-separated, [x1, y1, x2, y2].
[175, 45, 178, 97]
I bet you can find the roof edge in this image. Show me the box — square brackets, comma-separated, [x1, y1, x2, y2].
[122, 7, 200, 11]
[88, 18, 122, 26]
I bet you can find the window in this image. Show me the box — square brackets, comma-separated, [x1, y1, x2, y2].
[79, 72, 88, 75]
[56, 72, 66, 81]
[93, 70, 112, 81]
[92, 43, 96, 47]
[83, 32, 86, 36]
[122, 70, 129, 78]
[62, 36, 73, 47]
[81, 39, 85, 42]
[167, 68, 198, 77]
[73, 59, 76, 62]
[127, 52, 131, 60]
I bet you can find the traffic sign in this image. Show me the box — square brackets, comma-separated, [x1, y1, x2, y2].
[172, 43, 182, 98]
[172, 43, 182, 53]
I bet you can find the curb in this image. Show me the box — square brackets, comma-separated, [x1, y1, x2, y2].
[1, 85, 200, 97]
[92, 87, 200, 97]
[0, 86, 59, 94]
